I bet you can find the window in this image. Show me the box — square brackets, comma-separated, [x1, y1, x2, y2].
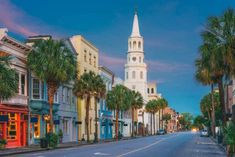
[133, 41, 136, 49]
[63, 119, 69, 135]
[147, 88, 150, 94]
[21, 74, 25, 95]
[54, 91, 58, 103]
[94, 56, 96, 67]
[138, 41, 141, 49]
[33, 116, 40, 138]
[7, 113, 17, 140]
[129, 42, 132, 49]
[151, 88, 154, 94]
[126, 72, 128, 80]
[67, 89, 71, 105]
[89, 53, 92, 65]
[132, 71, 136, 79]
[84, 50, 87, 62]
[84, 69, 87, 73]
[33, 79, 40, 99]
[15, 73, 19, 94]
[140, 71, 143, 79]
[62, 87, 67, 103]
[139, 57, 141, 63]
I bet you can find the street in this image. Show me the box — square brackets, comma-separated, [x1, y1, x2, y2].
[9, 132, 225, 157]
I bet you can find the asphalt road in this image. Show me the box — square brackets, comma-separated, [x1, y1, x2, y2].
[11, 132, 226, 157]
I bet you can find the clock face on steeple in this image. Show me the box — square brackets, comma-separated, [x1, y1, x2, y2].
[132, 57, 136, 62]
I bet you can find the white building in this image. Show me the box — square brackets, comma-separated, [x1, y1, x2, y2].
[124, 12, 151, 134]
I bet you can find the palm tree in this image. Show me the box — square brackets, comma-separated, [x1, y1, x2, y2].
[27, 39, 76, 133]
[145, 100, 157, 135]
[152, 100, 160, 134]
[159, 98, 168, 130]
[73, 71, 100, 142]
[195, 58, 216, 137]
[129, 90, 143, 137]
[106, 85, 130, 141]
[196, 9, 235, 125]
[0, 56, 18, 101]
[93, 75, 106, 142]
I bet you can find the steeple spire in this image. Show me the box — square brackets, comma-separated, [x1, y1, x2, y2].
[131, 11, 141, 37]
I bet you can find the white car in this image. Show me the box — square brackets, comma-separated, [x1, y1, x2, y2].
[200, 129, 209, 137]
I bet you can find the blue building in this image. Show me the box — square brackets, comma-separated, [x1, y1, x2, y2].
[98, 66, 114, 140]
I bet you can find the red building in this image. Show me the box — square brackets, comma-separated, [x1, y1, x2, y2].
[0, 28, 31, 148]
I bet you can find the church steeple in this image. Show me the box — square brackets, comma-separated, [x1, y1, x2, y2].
[131, 11, 141, 37]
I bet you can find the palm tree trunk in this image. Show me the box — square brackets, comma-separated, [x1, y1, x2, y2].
[95, 97, 98, 143]
[131, 107, 134, 137]
[86, 96, 90, 142]
[159, 110, 161, 130]
[217, 76, 226, 125]
[115, 108, 119, 141]
[142, 111, 144, 136]
[151, 113, 153, 135]
[211, 84, 216, 138]
[47, 81, 57, 133]
[153, 113, 156, 135]
[161, 109, 164, 130]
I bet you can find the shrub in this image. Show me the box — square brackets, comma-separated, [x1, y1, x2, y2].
[46, 133, 58, 148]
[0, 139, 7, 148]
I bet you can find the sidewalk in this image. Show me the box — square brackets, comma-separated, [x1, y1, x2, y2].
[0, 141, 90, 157]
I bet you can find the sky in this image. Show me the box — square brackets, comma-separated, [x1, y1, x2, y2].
[1, 0, 235, 115]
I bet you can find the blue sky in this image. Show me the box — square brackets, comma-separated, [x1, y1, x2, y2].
[1, 0, 235, 115]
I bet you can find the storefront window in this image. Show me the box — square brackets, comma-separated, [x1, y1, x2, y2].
[7, 113, 17, 140]
[33, 116, 40, 138]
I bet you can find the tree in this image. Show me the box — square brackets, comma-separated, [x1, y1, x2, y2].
[93, 74, 106, 142]
[180, 113, 193, 130]
[196, 9, 235, 126]
[0, 56, 18, 101]
[106, 85, 130, 141]
[27, 39, 76, 133]
[162, 113, 171, 131]
[129, 90, 143, 137]
[145, 100, 155, 135]
[193, 115, 206, 130]
[159, 98, 168, 129]
[145, 100, 159, 135]
[73, 71, 104, 142]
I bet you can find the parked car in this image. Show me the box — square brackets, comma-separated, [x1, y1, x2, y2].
[157, 129, 165, 135]
[200, 129, 209, 137]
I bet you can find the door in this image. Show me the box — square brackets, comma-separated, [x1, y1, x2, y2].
[20, 122, 25, 146]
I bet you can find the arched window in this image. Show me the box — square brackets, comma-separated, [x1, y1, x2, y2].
[138, 41, 141, 49]
[132, 71, 136, 79]
[139, 57, 141, 63]
[133, 41, 136, 49]
[140, 71, 143, 79]
[129, 42, 132, 49]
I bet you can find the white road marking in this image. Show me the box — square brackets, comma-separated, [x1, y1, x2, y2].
[94, 152, 111, 156]
[117, 135, 178, 157]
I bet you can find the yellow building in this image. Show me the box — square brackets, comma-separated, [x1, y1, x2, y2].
[69, 35, 99, 141]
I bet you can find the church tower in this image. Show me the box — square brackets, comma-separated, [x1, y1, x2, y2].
[124, 11, 147, 100]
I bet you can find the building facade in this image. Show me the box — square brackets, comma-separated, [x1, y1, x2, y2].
[98, 66, 114, 140]
[0, 28, 31, 148]
[69, 35, 99, 141]
[147, 82, 161, 134]
[124, 12, 151, 135]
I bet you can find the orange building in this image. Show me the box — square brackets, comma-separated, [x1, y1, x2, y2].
[163, 107, 178, 133]
[0, 28, 31, 148]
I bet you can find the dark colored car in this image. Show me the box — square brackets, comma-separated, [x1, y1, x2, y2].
[158, 129, 165, 135]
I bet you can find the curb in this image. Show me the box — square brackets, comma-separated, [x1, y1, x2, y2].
[0, 134, 162, 156]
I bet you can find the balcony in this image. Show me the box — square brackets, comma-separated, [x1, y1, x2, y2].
[2, 95, 28, 106]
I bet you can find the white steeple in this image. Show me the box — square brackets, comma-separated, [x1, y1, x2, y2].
[131, 12, 141, 37]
